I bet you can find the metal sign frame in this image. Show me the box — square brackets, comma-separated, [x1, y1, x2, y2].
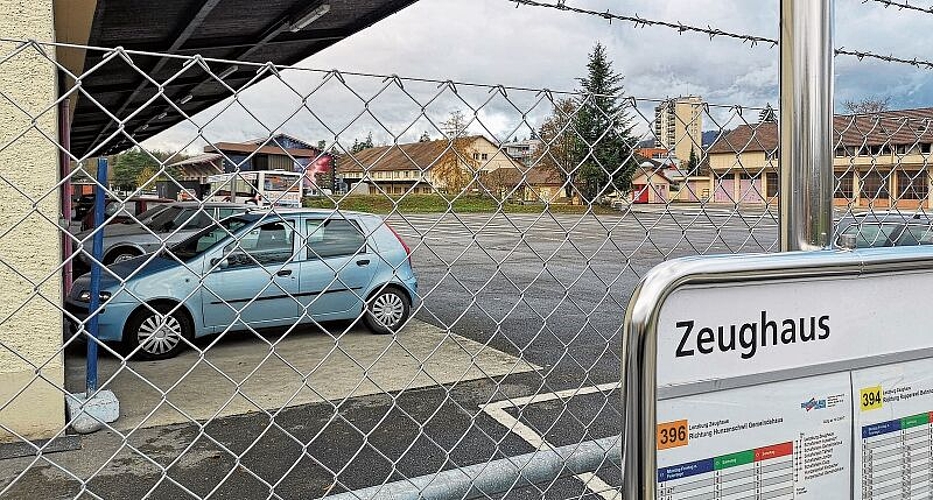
[621, 245, 933, 500]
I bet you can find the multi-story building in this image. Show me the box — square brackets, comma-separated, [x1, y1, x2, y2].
[654, 96, 705, 165]
[502, 139, 542, 166]
[706, 107, 933, 209]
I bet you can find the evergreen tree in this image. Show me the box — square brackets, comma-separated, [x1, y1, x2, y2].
[350, 132, 375, 153]
[685, 146, 700, 174]
[572, 43, 638, 202]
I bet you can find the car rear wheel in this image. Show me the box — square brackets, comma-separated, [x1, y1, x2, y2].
[106, 248, 142, 264]
[124, 303, 193, 360]
[364, 287, 410, 335]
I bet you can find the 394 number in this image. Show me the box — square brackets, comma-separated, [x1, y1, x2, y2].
[861, 386, 883, 411]
[657, 420, 689, 450]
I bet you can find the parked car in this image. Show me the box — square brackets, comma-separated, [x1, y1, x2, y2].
[73, 194, 97, 221]
[834, 212, 933, 248]
[79, 197, 173, 231]
[75, 202, 251, 265]
[65, 209, 418, 360]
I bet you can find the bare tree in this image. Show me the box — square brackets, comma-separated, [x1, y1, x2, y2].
[842, 96, 891, 115]
[480, 167, 520, 200]
[432, 111, 477, 194]
[536, 98, 580, 197]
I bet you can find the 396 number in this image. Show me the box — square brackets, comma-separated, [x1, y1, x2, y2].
[657, 420, 689, 450]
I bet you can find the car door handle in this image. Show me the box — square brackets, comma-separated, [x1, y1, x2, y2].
[276, 269, 293, 277]
[356, 259, 370, 266]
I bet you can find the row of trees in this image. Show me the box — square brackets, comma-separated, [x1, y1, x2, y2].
[106, 149, 185, 191]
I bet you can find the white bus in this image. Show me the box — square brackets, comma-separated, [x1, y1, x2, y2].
[206, 170, 303, 208]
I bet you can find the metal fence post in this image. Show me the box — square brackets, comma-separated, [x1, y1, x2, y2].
[86, 156, 108, 394]
[779, 0, 835, 251]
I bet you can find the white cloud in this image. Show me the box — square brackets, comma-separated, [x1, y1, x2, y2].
[144, 0, 933, 152]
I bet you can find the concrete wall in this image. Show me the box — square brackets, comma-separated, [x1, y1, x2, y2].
[0, 0, 65, 439]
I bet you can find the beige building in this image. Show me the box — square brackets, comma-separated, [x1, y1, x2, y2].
[706, 107, 933, 209]
[340, 136, 524, 195]
[631, 166, 673, 204]
[654, 96, 705, 165]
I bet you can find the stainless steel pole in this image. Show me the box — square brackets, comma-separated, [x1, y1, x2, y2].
[780, 0, 835, 251]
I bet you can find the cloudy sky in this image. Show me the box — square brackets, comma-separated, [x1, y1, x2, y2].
[146, 0, 933, 154]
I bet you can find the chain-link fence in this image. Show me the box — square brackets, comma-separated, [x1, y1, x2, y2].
[0, 28, 930, 499]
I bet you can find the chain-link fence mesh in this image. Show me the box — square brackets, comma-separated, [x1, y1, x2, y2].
[0, 32, 929, 500]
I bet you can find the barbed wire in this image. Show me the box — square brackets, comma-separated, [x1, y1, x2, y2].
[508, 0, 933, 71]
[863, 0, 933, 16]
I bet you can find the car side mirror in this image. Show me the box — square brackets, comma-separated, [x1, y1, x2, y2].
[210, 257, 229, 269]
[837, 233, 857, 250]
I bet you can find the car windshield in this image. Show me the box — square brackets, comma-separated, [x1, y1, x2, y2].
[128, 204, 170, 225]
[842, 222, 902, 248]
[169, 217, 251, 261]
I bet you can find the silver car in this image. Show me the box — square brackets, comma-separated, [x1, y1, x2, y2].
[75, 202, 251, 264]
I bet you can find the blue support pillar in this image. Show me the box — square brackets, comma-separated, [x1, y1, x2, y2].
[86, 157, 108, 394]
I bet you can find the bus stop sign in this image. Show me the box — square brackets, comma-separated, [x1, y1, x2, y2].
[622, 246, 933, 500]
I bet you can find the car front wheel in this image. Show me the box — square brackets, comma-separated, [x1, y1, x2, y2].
[364, 287, 410, 335]
[124, 303, 193, 360]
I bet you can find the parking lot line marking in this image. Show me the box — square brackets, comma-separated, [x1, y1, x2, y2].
[481, 382, 622, 500]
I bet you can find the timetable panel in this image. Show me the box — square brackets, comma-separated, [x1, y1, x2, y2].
[657, 373, 851, 500]
[853, 359, 933, 500]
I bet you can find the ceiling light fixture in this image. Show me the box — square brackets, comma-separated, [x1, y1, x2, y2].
[290, 4, 330, 32]
[180, 94, 193, 105]
[156, 112, 167, 120]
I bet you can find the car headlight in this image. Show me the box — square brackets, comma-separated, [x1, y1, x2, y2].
[77, 290, 112, 303]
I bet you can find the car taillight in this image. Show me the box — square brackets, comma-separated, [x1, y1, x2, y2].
[386, 223, 411, 262]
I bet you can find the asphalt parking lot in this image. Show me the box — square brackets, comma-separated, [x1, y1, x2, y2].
[1, 206, 778, 499]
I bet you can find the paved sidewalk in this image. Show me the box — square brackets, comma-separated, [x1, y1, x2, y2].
[65, 319, 539, 430]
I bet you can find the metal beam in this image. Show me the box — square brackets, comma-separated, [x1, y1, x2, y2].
[116, 28, 350, 54]
[779, 0, 835, 251]
[85, 0, 223, 151]
[326, 437, 621, 500]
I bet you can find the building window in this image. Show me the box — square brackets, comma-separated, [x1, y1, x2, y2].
[860, 171, 890, 200]
[895, 144, 909, 155]
[253, 154, 270, 170]
[473, 153, 480, 160]
[766, 172, 779, 198]
[898, 171, 928, 200]
[481, 153, 489, 161]
[836, 171, 854, 199]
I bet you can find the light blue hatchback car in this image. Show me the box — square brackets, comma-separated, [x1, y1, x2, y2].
[66, 209, 418, 360]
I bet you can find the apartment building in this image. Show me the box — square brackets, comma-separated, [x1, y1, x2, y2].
[502, 139, 542, 166]
[654, 96, 705, 165]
